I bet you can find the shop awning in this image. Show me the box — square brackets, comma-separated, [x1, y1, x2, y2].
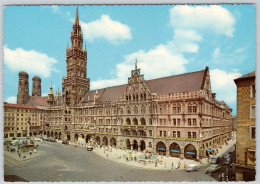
[209, 147, 215, 150]
[158, 148, 166, 151]
[186, 151, 196, 155]
[171, 149, 180, 153]
[206, 148, 212, 152]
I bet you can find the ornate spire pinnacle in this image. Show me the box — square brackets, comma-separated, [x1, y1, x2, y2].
[67, 42, 69, 50]
[84, 43, 87, 52]
[48, 81, 53, 95]
[96, 88, 98, 94]
[135, 58, 138, 70]
[74, 6, 79, 26]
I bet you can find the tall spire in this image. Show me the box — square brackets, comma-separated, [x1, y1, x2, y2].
[48, 81, 53, 95]
[84, 43, 87, 52]
[74, 6, 79, 26]
[135, 58, 138, 70]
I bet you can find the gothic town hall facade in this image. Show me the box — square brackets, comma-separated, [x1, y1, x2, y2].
[4, 8, 232, 160]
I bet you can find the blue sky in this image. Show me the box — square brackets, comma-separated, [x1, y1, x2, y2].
[4, 5, 255, 115]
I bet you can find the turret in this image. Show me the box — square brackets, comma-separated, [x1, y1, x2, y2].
[17, 71, 30, 104]
[47, 81, 54, 107]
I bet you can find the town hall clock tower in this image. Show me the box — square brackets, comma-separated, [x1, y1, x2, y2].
[62, 7, 90, 107]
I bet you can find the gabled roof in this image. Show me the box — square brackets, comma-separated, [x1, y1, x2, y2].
[82, 68, 206, 103]
[27, 96, 48, 107]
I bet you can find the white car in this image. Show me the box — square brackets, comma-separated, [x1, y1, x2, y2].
[206, 164, 221, 173]
[224, 154, 230, 159]
[87, 145, 93, 151]
[34, 138, 42, 142]
[185, 164, 201, 172]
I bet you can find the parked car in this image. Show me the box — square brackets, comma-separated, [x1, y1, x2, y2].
[206, 164, 221, 173]
[10, 140, 18, 146]
[210, 155, 220, 164]
[87, 145, 93, 151]
[62, 140, 69, 145]
[50, 139, 57, 143]
[34, 138, 42, 142]
[185, 164, 200, 172]
[224, 158, 231, 165]
[224, 154, 231, 159]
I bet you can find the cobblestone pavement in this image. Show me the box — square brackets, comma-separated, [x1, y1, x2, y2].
[4, 141, 216, 182]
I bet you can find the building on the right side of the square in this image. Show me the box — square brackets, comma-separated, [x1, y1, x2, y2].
[234, 71, 256, 181]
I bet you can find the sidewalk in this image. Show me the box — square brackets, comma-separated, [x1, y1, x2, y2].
[4, 149, 44, 162]
[91, 137, 236, 170]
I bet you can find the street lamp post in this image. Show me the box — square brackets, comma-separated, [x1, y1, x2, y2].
[27, 116, 31, 137]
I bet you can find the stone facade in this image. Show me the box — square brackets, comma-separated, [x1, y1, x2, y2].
[6, 8, 232, 161]
[234, 71, 256, 181]
[3, 102, 46, 138]
[43, 8, 232, 161]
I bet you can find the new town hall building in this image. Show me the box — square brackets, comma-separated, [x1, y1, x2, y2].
[4, 8, 232, 160]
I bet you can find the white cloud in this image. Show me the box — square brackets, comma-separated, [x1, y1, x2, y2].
[91, 43, 189, 89]
[6, 96, 17, 104]
[4, 46, 58, 78]
[210, 69, 241, 104]
[170, 5, 235, 37]
[80, 15, 132, 44]
[213, 47, 220, 59]
[91, 5, 236, 90]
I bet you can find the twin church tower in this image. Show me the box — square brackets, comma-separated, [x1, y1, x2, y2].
[17, 7, 90, 107]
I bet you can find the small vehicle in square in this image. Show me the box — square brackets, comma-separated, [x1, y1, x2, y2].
[206, 164, 221, 173]
[185, 164, 200, 172]
[34, 138, 42, 142]
[62, 140, 69, 145]
[87, 145, 93, 151]
[210, 155, 220, 164]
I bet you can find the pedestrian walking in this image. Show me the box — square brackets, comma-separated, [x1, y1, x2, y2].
[226, 175, 229, 182]
[178, 161, 181, 169]
[30, 150, 32, 155]
[218, 173, 221, 181]
[184, 162, 187, 168]
[221, 172, 225, 181]
[172, 162, 174, 169]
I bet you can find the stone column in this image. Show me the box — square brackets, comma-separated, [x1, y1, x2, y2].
[138, 145, 141, 152]
[180, 147, 184, 159]
[166, 146, 169, 157]
[131, 144, 133, 150]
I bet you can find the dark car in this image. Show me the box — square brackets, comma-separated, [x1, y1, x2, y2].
[50, 139, 57, 143]
[62, 140, 69, 145]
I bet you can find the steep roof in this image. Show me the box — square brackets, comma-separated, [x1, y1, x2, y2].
[234, 71, 255, 83]
[146, 69, 205, 95]
[4, 102, 38, 109]
[82, 68, 206, 103]
[27, 96, 48, 107]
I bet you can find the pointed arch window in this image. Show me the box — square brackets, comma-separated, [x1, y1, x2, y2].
[127, 107, 131, 114]
[193, 103, 197, 113]
[141, 106, 146, 114]
[173, 105, 176, 114]
[177, 104, 181, 114]
[133, 106, 138, 114]
[188, 103, 192, 113]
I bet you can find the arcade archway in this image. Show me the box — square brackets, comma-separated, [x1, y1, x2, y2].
[184, 144, 197, 160]
[169, 142, 181, 157]
[156, 141, 166, 156]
